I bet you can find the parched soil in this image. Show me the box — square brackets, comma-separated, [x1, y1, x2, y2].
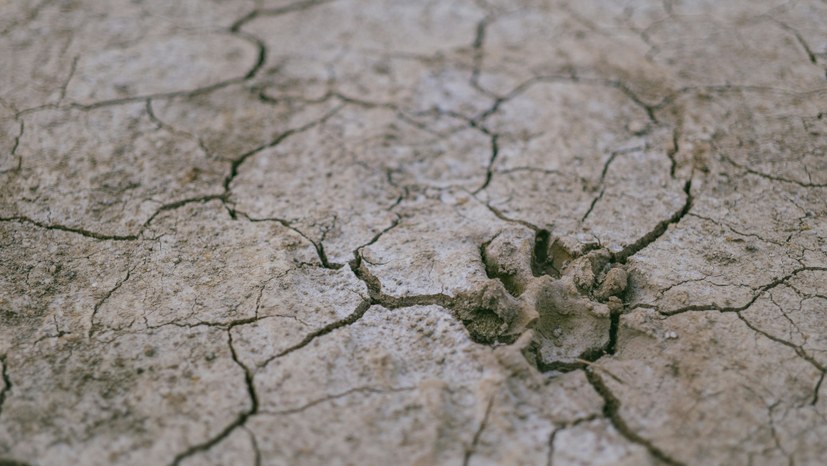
[1, 1, 826, 465]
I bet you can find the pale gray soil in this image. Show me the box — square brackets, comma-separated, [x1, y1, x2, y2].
[1, 1, 826, 465]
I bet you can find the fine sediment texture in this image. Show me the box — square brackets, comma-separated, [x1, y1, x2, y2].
[1, 1, 826, 465]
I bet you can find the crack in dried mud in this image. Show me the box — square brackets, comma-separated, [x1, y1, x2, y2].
[168, 330, 259, 466]
[585, 369, 686, 466]
[614, 178, 693, 263]
[3, 1, 826, 464]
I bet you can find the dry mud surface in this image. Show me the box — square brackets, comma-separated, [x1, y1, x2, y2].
[1, 1, 826, 465]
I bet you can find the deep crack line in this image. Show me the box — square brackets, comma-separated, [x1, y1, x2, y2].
[0, 195, 222, 242]
[469, 15, 499, 98]
[473, 133, 499, 194]
[424, 107, 500, 195]
[614, 178, 693, 263]
[145, 98, 210, 154]
[259, 299, 372, 368]
[141, 195, 226, 230]
[667, 127, 679, 178]
[547, 427, 560, 466]
[57, 55, 79, 104]
[72, 27, 266, 111]
[0, 216, 139, 241]
[1, 118, 24, 174]
[229, 0, 338, 32]
[474, 74, 660, 125]
[241, 212, 344, 270]
[687, 213, 786, 247]
[16, 6, 270, 116]
[463, 393, 495, 466]
[546, 414, 603, 466]
[348, 247, 455, 310]
[660, 266, 827, 316]
[723, 155, 826, 188]
[811, 371, 825, 406]
[168, 330, 259, 466]
[580, 188, 605, 223]
[87, 263, 139, 338]
[253, 216, 449, 368]
[236, 31, 267, 80]
[222, 104, 344, 215]
[735, 311, 825, 375]
[583, 144, 649, 223]
[585, 368, 686, 466]
[768, 18, 818, 65]
[0, 354, 11, 417]
[480, 202, 541, 232]
[242, 426, 262, 466]
[470, 16, 488, 88]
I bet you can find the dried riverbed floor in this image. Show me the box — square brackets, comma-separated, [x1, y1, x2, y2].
[1, 1, 826, 465]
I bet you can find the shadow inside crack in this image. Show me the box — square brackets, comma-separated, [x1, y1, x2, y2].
[530, 229, 572, 279]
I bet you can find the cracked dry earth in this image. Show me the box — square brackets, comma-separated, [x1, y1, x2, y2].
[1, 1, 826, 466]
